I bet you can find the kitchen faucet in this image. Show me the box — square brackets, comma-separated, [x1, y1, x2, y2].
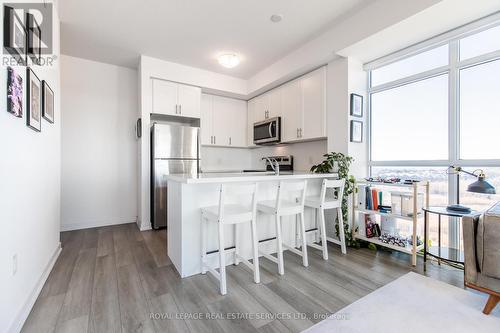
[262, 157, 280, 175]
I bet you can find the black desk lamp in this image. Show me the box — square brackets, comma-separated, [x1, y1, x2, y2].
[447, 166, 496, 213]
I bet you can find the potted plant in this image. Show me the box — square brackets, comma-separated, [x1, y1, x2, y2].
[310, 152, 360, 248]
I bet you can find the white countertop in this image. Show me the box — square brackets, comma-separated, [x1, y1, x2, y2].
[166, 171, 339, 184]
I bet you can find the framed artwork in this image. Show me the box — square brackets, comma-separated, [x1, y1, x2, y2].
[42, 81, 54, 123]
[7, 67, 23, 117]
[350, 120, 363, 143]
[350, 93, 363, 117]
[3, 6, 26, 65]
[26, 12, 41, 64]
[27, 67, 41, 132]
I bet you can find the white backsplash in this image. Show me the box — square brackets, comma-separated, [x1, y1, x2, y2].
[201, 139, 327, 172]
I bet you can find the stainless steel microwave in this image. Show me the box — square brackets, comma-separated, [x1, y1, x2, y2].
[253, 117, 281, 145]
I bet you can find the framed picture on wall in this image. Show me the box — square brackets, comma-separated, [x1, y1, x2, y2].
[27, 67, 42, 132]
[350, 120, 363, 143]
[3, 5, 27, 65]
[350, 93, 363, 117]
[26, 12, 41, 64]
[7, 67, 23, 117]
[42, 81, 54, 123]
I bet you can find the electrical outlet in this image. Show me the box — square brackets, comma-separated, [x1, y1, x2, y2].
[12, 254, 17, 276]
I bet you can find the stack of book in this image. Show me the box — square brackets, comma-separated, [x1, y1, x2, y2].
[361, 186, 391, 212]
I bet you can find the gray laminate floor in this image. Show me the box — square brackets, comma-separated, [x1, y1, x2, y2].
[21, 223, 463, 333]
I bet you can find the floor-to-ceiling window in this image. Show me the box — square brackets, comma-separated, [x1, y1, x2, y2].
[367, 21, 500, 250]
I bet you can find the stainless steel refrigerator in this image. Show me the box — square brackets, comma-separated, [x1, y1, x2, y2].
[151, 123, 200, 229]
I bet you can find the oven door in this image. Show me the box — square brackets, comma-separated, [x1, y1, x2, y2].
[253, 117, 281, 144]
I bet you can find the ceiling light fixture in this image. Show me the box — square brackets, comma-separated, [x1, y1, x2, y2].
[270, 14, 283, 23]
[217, 53, 240, 68]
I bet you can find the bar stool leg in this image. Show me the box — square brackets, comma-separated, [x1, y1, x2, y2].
[315, 208, 320, 243]
[337, 207, 347, 254]
[275, 215, 285, 275]
[299, 212, 309, 267]
[234, 224, 240, 266]
[201, 215, 207, 274]
[319, 208, 328, 260]
[250, 218, 260, 283]
[218, 222, 227, 295]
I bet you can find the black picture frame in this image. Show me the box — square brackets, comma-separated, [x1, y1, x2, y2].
[350, 120, 363, 143]
[27, 67, 42, 132]
[3, 5, 26, 65]
[350, 93, 363, 117]
[42, 80, 54, 123]
[26, 12, 41, 64]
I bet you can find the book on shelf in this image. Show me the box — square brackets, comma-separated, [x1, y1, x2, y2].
[364, 214, 380, 238]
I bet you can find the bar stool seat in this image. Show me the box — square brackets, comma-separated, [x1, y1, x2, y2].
[201, 204, 252, 223]
[257, 200, 303, 215]
[305, 196, 342, 209]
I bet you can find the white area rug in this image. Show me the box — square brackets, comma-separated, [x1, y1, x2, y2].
[304, 272, 500, 333]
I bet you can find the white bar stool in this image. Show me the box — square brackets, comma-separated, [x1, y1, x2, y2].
[304, 179, 346, 259]
[200, 183, 260, 295]
[257, 180, 308, 275]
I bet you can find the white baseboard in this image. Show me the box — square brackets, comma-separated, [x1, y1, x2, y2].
[8, 243, 62, 333]
[61, 217, 137, 231]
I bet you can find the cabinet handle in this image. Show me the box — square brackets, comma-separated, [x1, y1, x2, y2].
[296, 128, 299, 138]
[229, 137, 232, 145]
[210, 136, 213, 144]
[300, 128, 303, 138]
[214, 136, 216, 144]
[179, 105, 181, 114]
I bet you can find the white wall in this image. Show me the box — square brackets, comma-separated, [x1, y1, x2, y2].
[60, 55, 138, 231]
[326, 57, 368, 179]
[0, 2, 61, 332]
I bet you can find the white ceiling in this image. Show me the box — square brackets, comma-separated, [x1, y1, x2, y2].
[59, 0, 373, 78]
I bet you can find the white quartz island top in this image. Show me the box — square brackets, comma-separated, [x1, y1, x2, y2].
[166, 171, 339, 184]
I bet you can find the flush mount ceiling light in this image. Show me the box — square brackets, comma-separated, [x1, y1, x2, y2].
[270, 14, 283, 23]
[217, 53, 240, 68]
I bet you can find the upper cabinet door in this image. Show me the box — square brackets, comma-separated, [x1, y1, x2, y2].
[229, 99, 248, 147]
[152, 79, 178, 115]
[301, 67, 326, 139]
[200, 94, 213, 145]
[177, 84, 201, 118]
[253, 94, 269, 121]
[267, 88, 282, 119]
[247, 99, 257, 147]
[281, 80, 302, 142]
[212, 95, 234, 146]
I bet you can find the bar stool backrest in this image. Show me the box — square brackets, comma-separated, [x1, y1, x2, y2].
[320, 179, 345, 207]
[275, 180, 308, 212]
[217, 183, 259, 221]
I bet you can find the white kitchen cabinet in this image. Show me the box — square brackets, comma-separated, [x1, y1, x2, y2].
[268, 88, 282, 119]
[201, 94, 247, 147]
[281, 79, 302, 142]
[152, 79, 201, 118]
[247, 98, 257, 147]
[152, 79, 178, 115]
[300, 67, 326, 140]
[279, 66, 326, 143]
[200, 93, 213, 145]
[178, 84, 201, 118]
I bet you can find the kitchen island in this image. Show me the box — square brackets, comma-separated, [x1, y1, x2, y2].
[166, 172, 339, 277]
